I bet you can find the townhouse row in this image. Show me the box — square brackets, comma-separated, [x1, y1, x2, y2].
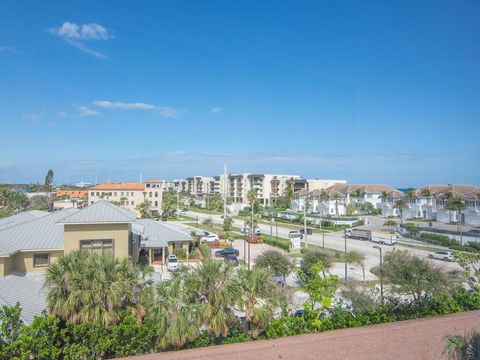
[293, 184, 480, 225]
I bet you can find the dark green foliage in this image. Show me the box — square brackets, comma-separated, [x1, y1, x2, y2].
[263, 236, 291, 251]
[173, 247, 187, 259]
[199, 243, 211, 258]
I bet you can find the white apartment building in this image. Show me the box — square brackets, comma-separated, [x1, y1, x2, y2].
[293, 179, 347, 193]
[381, 184, 480, 225]
[143, 179, 164, 214]
[88, 182, 145, 216]
[225, 173, 300, 206]
[294, 184, 404, 216]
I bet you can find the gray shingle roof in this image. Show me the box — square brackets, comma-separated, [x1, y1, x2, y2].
[0, 208, 78, 255]
[0, 272, 46, 324]
[136, 219, 192, 249]
[0, 210, 49, 230]
[57, 200, 137, 224]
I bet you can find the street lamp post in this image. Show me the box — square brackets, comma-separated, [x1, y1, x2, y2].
[344, 230, 348, 284]
[275, 220, 278, 247]
[373, 245, 384, 304]
[304, 195, 308, 248]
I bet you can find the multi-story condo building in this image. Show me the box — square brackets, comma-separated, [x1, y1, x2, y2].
[380, 184, 480, 225]
[88, 182, 145, 215]
[294, 184, 404, 216]
[143, 179, 164, 214]
[225, 173, 300, 206]
[293, 179, 347, 193]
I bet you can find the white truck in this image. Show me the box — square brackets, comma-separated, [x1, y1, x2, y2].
[370, 231, 397, 245]
[345, 229, 397, 245]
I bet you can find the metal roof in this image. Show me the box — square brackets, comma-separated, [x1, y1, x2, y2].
[0, 210, 49, 230]
[0, 208, 78, 255]
[57, 200, 137, 224]
[136, 219, 192, 249]
[0, 272, 46, 324]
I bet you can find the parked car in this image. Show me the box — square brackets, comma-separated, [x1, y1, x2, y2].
[161, 216, 168, 221]
[288, 230, 303, 239]
[167, 254, 179, 271]
[224, 254, 239, 266]
[300, 228, 313, 235]
[215, 247, 239, 257]
[201, 233, 219, 242]
[241, 225, 261, 235]
[428, 251, 455, 261]
[179, 209, 188, 215]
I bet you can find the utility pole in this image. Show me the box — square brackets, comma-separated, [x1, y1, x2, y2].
[249, 199, 253, 270]
[223, 163, 227, 219]
[373, 246, 384, 304]
[344, 230, 348, 284]
[304, 195, 308, 248]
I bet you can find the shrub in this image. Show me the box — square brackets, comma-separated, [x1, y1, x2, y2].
[173, 248, 187, 259]
[198, 244, 211, 259]
[263, 236, 290, 251]
[420, 232, 454, 246]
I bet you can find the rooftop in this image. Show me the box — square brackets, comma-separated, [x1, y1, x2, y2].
[57, 200, 137, 224]
[90, 182, 145, 191]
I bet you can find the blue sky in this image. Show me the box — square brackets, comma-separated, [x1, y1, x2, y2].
[0, 0, 479, 186]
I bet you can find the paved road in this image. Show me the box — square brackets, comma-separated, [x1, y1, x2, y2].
[185, 211, 460, 275]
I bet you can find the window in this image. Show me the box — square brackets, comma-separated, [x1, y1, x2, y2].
[149, 192, 152, 197]
[90, 192, 94, 196]
[80, 239, 114, 255]
[155, 201, 158, 207]
[121, 192, 124, 196]
[155, 191, 158, 197]
[114, 192, 117, 196]
[96, 192, 99, 196]
[131, 201, 134, 205]
[131, 192, 134, 196]
[33, 253, 50, 267]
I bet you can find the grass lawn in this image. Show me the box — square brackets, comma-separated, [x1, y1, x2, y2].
[188, 207, 224, 215]
[397, 242, 448, 253]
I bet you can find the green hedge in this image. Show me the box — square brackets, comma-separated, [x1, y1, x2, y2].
[420, 232, 454, 246]
[263, 236, 290, 251]
[198, 244, 211, 259]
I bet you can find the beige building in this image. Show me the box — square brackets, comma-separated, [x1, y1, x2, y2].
[144, 179, 164, 215]
[0, 201, 193, 277]
[88, 182, 145, 216]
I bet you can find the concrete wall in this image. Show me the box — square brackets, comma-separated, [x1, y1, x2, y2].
[124, 311, 480, 360]
[0, 257, 12, 277]
[64, 223, 131, 260]
[11, 250, 64, 274]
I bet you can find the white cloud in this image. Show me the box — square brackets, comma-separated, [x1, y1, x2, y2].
[0, 46, 22, 54]
[48, 22, 112, 59]
[48, 22, 112, 40]
[76, 106, 100, 117]
[211, 106, 223, 114]
[93, 101, 156, 110]
[22, 113, 42, 124]
[93, 100, 184, 118]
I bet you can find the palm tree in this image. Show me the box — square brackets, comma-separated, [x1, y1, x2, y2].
[346, 251, 366, 283]
[383, 219, 398, 233]
[150, 278, 201, 350]
[136, 200, 150, 218]
[443, 330, 480, 360]
[0, 186, 11, 208]
[318, 190, 328, 218]
[186, 260, 240, 338]
[236, 268, 278, 338]
[446, 195, 466, 243]
[44, 251, 140, 326]
[332, 193, 341, 217]
[379, 191, 389, 218]
[394, 199, 408, 224]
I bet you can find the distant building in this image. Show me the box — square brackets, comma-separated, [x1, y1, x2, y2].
[0, 201, 193, 322]
[293, 184, 403, 216]
[88, 182, 145, 215]
[380, 184, 480, 225]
